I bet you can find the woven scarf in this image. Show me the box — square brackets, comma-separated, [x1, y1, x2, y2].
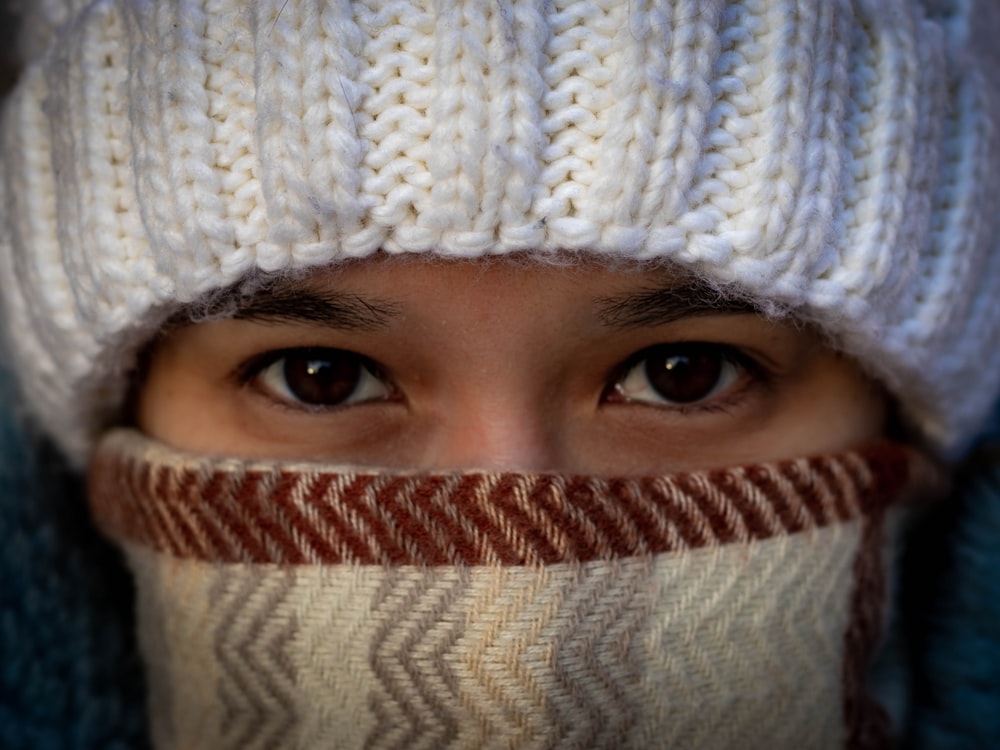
[88, 429, 942, 750]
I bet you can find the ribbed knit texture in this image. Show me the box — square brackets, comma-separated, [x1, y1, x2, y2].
[89, 429, 941, 749]
[1, 0, 1000, 463]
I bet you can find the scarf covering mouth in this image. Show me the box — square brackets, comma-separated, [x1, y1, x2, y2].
[89, 430, 943, 750]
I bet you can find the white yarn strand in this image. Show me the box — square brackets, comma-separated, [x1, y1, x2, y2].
[493, 0, 548, 251]
[538, 0, 619, 249]
[773, 1, 849, 295]
[422, 0, 494, 254]
[0, 68, 98, 456]
[51, 2, 161, 332]
[638, 0, 725, 249]
[714, 0, 818, 272]
[254, 0, 368, 268]
[357, 0, 436, 253]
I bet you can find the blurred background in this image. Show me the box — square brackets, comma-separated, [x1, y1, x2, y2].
[0, 6, 18, 94]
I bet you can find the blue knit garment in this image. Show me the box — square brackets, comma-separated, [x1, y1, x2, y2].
[0, 368, 147, 749]
[901, 409, 1000, 749]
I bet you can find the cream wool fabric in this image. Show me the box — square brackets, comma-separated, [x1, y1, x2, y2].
[2, 0, 1000, 462]
[126, 543, 858, 749]
[88, 428, 940, 749]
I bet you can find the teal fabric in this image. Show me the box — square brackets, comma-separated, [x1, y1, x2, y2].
[0, 369, 147, 749]
[900, 410, 1000, 749]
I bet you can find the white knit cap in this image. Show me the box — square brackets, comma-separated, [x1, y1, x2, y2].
[2, 0, 1000, 464]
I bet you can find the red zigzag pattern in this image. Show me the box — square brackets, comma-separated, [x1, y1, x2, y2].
[89, 433, 929, 567]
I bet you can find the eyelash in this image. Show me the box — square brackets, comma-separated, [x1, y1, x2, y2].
[234, 343, 773, 415]
[603, 343, 772, 415]
[234, 347, 396, 412]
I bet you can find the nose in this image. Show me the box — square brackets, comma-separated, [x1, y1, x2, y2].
[421, 398, 562, 473]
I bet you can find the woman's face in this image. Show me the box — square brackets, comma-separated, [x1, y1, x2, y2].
[136, 256, 887, 475]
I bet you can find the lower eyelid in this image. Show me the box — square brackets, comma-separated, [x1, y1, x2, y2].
[605, 345, 773, 411]
[235, 348, 396, 410]
[658, 378, 755, 415]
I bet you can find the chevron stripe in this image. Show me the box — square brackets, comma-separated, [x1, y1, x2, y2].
[124, 527, 871, 749]
[291, 565, 383, 747]
[366, 567, 467, 748]
[445, 565, 557, 745]
[358, 560, 660, 747]
[89, 429, 932, 566]
[537, 558, 654, 746]
[632, 527, 860, 748]
[212, 566, 299, 749]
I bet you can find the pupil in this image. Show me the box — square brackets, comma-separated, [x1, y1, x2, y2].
[282, 353, 361, 405]
[644, 345, 723, 404]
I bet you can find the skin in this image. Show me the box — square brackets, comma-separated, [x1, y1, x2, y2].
[136, 255, 888, 476]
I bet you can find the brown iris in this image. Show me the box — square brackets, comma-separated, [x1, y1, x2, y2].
[280, 351, 366, 405]
[643, 344, 728, 404]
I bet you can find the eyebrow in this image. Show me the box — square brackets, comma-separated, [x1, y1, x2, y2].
[596, 280, 759, 329]
[228, 287, 400, 331]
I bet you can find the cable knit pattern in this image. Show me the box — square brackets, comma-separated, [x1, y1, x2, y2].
[2, 0, 1000, 462]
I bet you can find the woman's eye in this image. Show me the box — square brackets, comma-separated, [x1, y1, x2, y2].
[608, 343, 749, 408]
[250, 348, 392, 408]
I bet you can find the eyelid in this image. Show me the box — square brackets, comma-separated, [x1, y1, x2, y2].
[605, 342, 774, 413]
[233, 346, 395, 411]
[234, 346, 354, 381]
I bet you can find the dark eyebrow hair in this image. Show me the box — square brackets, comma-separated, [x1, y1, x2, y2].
[227, 287, 401, 331]
[596, 280, 759, 329]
